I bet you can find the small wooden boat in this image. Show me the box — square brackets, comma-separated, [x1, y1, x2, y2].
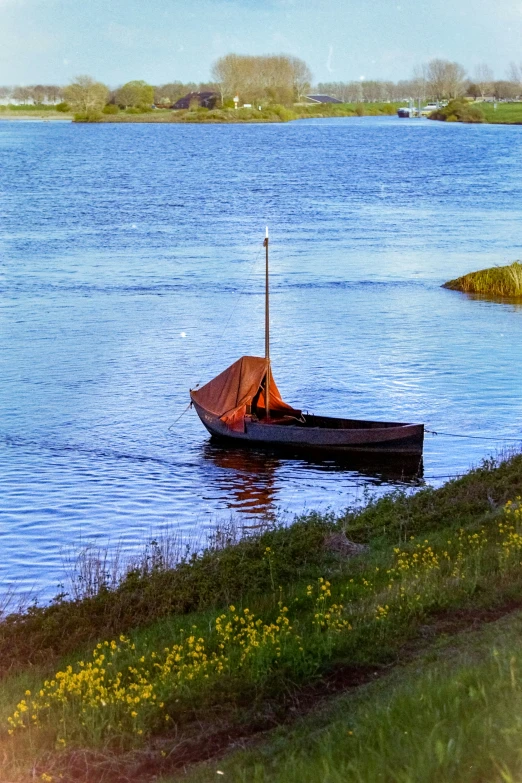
[190, 230, 424, 456]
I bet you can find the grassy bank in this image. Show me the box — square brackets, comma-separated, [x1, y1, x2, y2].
[429, 99, 522, 125]
[77, 102, 401, 123]
[480, 102, 522, 124]
[183, 609, 522, 783]
[443, 261, 522, 297]
[2, 452, 522, 781]
[0, 104, 72, 120]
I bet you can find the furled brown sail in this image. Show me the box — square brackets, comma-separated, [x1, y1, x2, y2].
[190, 356, 300, 432]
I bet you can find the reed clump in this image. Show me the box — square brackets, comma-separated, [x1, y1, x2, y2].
[443, 261, 522, 297]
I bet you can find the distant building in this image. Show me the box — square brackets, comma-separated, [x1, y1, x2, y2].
[172, 92, 218, 110]
[304, 95, 343, 104]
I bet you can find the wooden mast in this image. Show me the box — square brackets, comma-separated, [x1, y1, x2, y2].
[263, 226, 270, 420]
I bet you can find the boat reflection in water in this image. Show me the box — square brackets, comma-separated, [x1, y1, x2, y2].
[202, 441, 424, 520]
[202, 443, 281, 519]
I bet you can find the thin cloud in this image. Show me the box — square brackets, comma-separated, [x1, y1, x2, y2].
[326, 44, 334, 73]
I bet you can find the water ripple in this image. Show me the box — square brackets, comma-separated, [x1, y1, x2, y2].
[1, 117, 522, 599]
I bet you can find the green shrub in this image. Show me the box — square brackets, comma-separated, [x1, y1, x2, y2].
[125, 107, 143, 114]
[102, 104, 119, 114]
[55, 102, 70, 112]
[74, 110, 102, 122]
[354, 103, 365, 116]
[429, 99, 485, 123]
[272, 104, 297, 121]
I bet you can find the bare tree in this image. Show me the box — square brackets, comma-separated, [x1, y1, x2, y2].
[12, 86, 31, 104]
[198, 81, 220, 94]
[362, 80, 389, 102]
[493, 80, 519, 100]
[212, 53, 312, 106]
[347, 81, 364, 102]
[212, 54, 241, 105]
[289, 56, 312, 100]
[410, 64, 428, 101]
[315, 81, 363, 102]
[506, 63, 522, 98]
[0, 86, 11, 102]
[63, 76, 109, 113]
[507, 62, 522, 86]
[425, 59, 466, 100]
[45, 85, 63, 104]
[473, 64, 494, 98]
[30, 84, 47, 104]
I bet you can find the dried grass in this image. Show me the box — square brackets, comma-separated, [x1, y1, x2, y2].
[62, 518, 274, 602]
[0, 585, 32, 622]
[443, 261, 522, 297]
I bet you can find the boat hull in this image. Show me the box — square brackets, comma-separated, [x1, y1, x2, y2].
[191, 399, 424, 456]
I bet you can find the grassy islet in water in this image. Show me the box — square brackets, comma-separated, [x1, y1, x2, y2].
[443, 261, 522, 297]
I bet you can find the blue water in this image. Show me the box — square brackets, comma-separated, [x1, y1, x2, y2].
[1, 116, 522, 599]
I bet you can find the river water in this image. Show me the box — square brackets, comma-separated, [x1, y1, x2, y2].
[1, 116, 522, 600]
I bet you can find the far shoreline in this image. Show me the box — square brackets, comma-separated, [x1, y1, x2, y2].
[3, 100, 522, 126]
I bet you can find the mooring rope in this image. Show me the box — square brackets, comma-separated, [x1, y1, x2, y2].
[426, 428, 522, 442]
[167, 402, 193, 431]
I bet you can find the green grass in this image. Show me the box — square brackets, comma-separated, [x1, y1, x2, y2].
[481, 102, 522, 124]
[443, 261, 522, 297]
[0, 104, 71, 119]
[179, 609, 522, 783]
[0, 104, 63, 112]
[429, 100, 522, 126]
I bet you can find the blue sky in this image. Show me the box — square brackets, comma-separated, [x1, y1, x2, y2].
[1, 0, 521, 86]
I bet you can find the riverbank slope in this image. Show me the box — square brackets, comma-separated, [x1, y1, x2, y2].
[2, 451, 522, 781]
[429, 99, 522, 125]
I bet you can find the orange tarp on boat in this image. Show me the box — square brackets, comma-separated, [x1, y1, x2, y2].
[190, 356, 300, 432]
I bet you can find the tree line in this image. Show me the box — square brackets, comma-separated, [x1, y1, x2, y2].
[2, 57, 522, 115]
[0, 80, 219, 109]
[318, 61, 521, 103]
